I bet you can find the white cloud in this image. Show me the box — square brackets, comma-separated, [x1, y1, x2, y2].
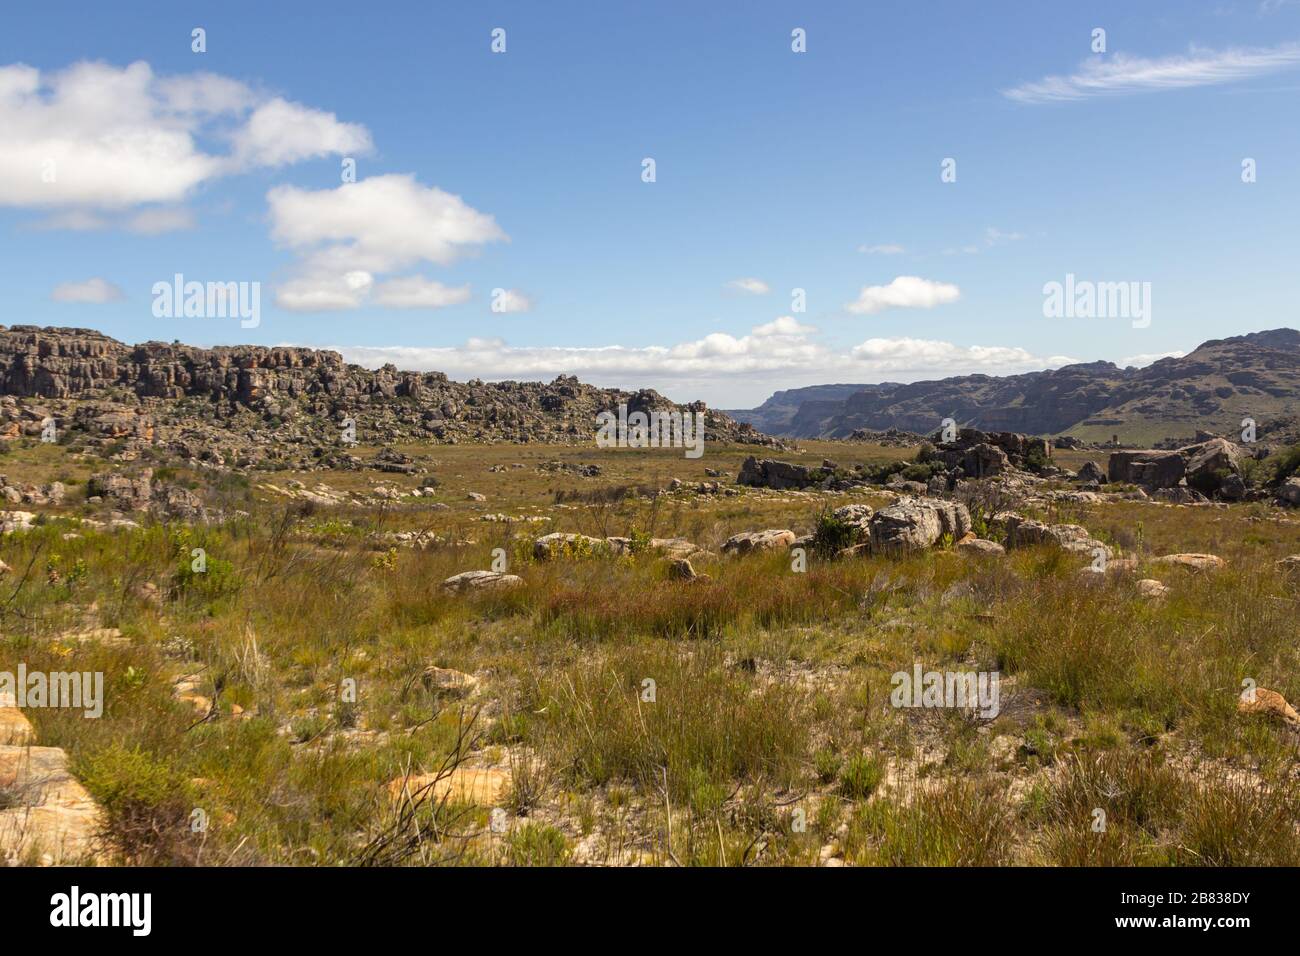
[276, 271, 374, 312]
[1003, 43, 1300, 104]
[490, 288, 533, 313]
[268, 175, 505, 275]
[857, 243, 905, 255]
[230, 97, 371, 168]
[1122, 350, 1186, 367]
[328, 319, 1073, 393]
[752, 315, 816, 337]
[373, 277, 471, 309]
[51, 277, 124, 303]
[844, 276, 961, 315]
[0, 60, 369, 212]
[849, 337, 1076, 373]
[726, 277, 770, 295]
[267, 174, 505, 312]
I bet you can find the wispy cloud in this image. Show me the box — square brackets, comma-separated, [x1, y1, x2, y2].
[944, 226, 1023, 256]
[51, 277, 125, 303]
[726, 277, 770, 295]
[857, 243, 905, 255]
[1003, 43, 1300, 104]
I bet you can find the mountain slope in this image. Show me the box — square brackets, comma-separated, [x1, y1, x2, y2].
[730, 329, 1300, 444]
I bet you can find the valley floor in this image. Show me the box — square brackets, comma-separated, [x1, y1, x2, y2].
[1, 440, 1298, 866]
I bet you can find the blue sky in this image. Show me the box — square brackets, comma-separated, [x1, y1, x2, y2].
[2, 0, 1299, 406]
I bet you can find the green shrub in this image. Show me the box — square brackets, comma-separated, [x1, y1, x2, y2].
[77, 744, 197, 865]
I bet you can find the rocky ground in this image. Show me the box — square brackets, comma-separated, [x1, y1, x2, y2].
[1, 348, 1299, 866]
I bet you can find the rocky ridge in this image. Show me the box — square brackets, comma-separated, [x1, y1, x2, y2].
[0, 326, 783, 469]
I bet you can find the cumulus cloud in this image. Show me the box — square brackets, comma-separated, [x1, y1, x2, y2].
[267, 174, 505, 312]
[844, 276, 961, 315]
[268, 175, 505, 273]
[1003, 43, 1300, 104]
[231, 97, 371, 168]
[726, 277, 770, 295]
[276, 271, 374, 312]
[51, 277, 125, 303]
[329, 319, 1074, 391]
[490, 288, 532, 313]
[0, 60, 369, 213]
[752, 316, 816, 336]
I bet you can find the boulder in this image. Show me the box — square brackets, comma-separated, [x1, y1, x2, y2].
[421, 666, 479, 696]
[1275, 555, 1300, 576]
[1076, 460, 1107, 484]
[1136, 579, 1170, 600]
[956, 537, 1005, 557]
[533, 532, 604, 559]
[387, 766, 510, 806]
[830, 504, 874, 532]
[736, 457, 821, 490]
[1153, 553, 1225, 572]
[1237, 688, 1300, 727]
[1002, 515, 1111, 558]
[1182, 437, 1242, 494]
[1107, 450, 1185, 489]
[668, 558, 699, 581]
[87, 469, 153, 511]
[0, 511, 35, 534]
[868, 498, 971, 555]
[721, 529, 797, 555]
[441, 570, 524, 592]
[1219, 473, 1246, 500]
[1277, 478, 1300, 507]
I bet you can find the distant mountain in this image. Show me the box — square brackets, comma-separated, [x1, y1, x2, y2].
[730, 329, 1300, 445]
[723, 383, 878, 434]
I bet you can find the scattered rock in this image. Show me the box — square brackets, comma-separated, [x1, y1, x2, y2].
[1001, 514, 1111, 558]
[1275, 555, 1300, 576]
[1237, 688, 1300, 727]
[421, 666, 479, 696]
[721, 529, 797, 555]
[533, 532, 604, 559]
[1277, 477, 1300, 507]
[0, 695, 106, 864]
[868, 498, 971, 555]
[441, 570, 524, 592]
[737, 457, 825, 490]
[956, 537, 1005, 557]
[1136, 578, 1170, 600]
[1076, 460, 1107, 484]
[668, 557, 698, 581]
[1153, 553, 1225, 572]
[387, 766, 510, 806]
